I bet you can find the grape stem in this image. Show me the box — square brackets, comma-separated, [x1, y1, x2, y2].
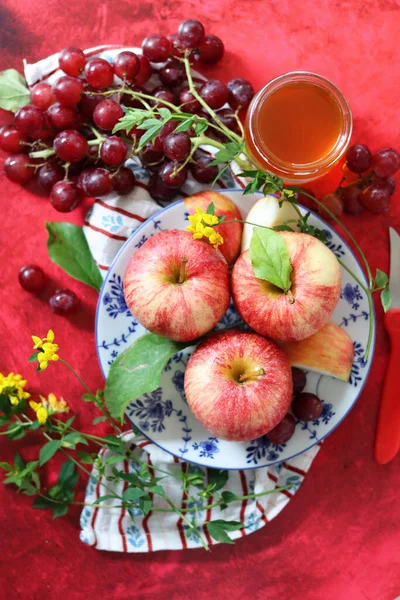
[29, 148, 55, 159]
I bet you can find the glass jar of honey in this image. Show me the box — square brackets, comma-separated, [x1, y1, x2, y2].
[244, 72, 352, 184]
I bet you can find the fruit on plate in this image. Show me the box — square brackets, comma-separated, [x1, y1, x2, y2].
[183, 191, 243, 265]
[184, 329, 292, 441]
[123, 230, 230, 342]
[279, 322, 354, 381]
[231, 232, 341, 341]
[241, 195, 299, 252]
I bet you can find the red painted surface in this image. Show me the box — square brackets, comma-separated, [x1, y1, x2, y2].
[0, 1, 400, 599]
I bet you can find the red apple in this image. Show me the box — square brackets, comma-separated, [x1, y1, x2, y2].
[231, 232, 341, 341]
[124, 230, 230, 342]
[183, 190, 243, 265]
[184, 329, 292, 441]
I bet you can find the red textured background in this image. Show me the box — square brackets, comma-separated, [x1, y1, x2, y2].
[1, 1, 400, 599]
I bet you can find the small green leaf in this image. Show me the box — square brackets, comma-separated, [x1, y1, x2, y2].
[209, 141, 244, 166]
[208, 469, 229, 492]
[104, 333, 189, 422]
[123, 487, 147, 501]
[57, 460, 76, 488]
[194, 120, 208, 136]
[147, 484, 166, 498]
[7, 424, 26, 440]
[29, 420, 41, 431]
[46, 222, 103, 291]
[249, 228, 292, 291]
[381, 286, 392, 312]
[92, 415, 107, 424]
[210, 519, 244, 531]
[138, 495, 152, 515]
[137, 118, 162, 130]
[375, 268, 389, 289]
[63, 416, 76, 430]
[62, 432, 88, 447]
[14, 453, 25, 470]
[112, 109, 152, 134]
[11, 398, 27, 415]
[138, 122, 164, 149]
[158, 107, 171, 120]
[39, 440, 60, 466]
[0, 462, 12, 471]
[0, 69, 30, 112]
[117, 472, 143, 487]
[94, 494, 118, 504]
[220, 491, 237, 504]
[82, 393, 95, 402]
[174, 117, 194, 133]
[105, 455, 124, 466]
[28, 352, 40, 363]
[77, 450, 95, 464]
[33, 497, 54, 509]
[0, 394, 11, 415]
[206, 523, 233, 544]
[206, 202, 215, 215]
[52, 503, 69, 519]
[104, 434, 125, 451]
[0, 415, 11, 426]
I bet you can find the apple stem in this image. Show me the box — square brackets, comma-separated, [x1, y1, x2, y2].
[178, 257, 188, 284]
[238, 368, 265, 383]
[285, 289, 295, 304]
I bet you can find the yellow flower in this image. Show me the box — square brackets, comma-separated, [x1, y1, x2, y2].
[0, 372, 30, 405]
[208, 231, 224, 249]
[32, 331, 59, 370]
[30, 393, 69, 425]
[186, 207, 224, 249]
[202, 213, 219, 226]
[32, 329, 55, 350]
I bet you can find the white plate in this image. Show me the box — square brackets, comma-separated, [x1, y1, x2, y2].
[95, 190, 375, 469]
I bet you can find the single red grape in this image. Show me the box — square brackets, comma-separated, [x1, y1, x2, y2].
[15, 105, 45, 137]
[179, 86, 202, 113]
[59, 46, 86, 76]
[50, 180, 82, 212]
[77, 167, 94, 192]
[142, 34, 171, 63]
[346, 144, 372, 174]
[18, 265, 45, 293]
[37, 162, 65, 192]
[159, 59, 185, 88]
[215, 108, 240, 134]
[83, 168, 113, 196]
[134, 56, 152, 85]
[84, 57, 114, 90]
[0, 125, 26, 153]
[372, 147, 400, 177]
[113, 51, 140, 81]
[168, 33, 182, 57]
[361, 186, 390, 214]
[191, 150, 219, 183]
[78, 91, 103, 117]
[138, 144, 164, 169]
[319, 193, 344, 218]
[196, 34, 224, 64]
[227, 78, 254, 110]
[342, 186, 364, 215]
[112, 167, 136, 195]
[200, 80, 229, 109]
[292, 393, 322, 421]
[291, 367, 306, 395]
[148, 172, 180, 202]
[158, 120, 178, 143]
[159, 160, 187, 188]
[30, 82, 55, 111]
[371, 173, 395, 196]
[178, 19, 205, 49]
[100, 136, 127, 165]
[53, 130, 88, 162]
[4, 154, 35, 184]
[152, 87, 176, 106]
[266, 414, 296, 444]
[49, 289, 79, 315]
[93, 99, 124, 131]
[52, 76, 83, 107]
[47, 103, 79, 130]
[163, 132, 191, 161]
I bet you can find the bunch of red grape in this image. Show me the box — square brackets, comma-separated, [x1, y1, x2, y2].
[314, 144, 399, 218]
[0, 19, 254, 209]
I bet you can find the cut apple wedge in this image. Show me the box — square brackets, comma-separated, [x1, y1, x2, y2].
[241, 195, 300, 252]
[279, 322, 355, 382]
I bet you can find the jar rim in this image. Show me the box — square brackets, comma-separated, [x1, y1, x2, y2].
[246, 71, 353, 181]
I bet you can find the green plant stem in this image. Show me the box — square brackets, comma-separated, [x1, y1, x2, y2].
[0, 422, 31, 436]
[29, 148, 55, 159]
[58, 358, 95, 398]
[98, 88, 177, 112]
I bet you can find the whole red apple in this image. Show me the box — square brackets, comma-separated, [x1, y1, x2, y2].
[231, 232, 341, 341]
[184, 329, 292, 441]
[183, 190, 243, 265]
[124, 230, 230, 342]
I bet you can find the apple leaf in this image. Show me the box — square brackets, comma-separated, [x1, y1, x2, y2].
[104, 334, 190, 422]
[249, 228, 292, 292]
[0, 69, 30, 112]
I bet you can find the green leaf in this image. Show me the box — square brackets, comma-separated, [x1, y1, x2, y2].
[194, 120, 208, 136]
[208, 468, 229, 492]
[138, 495, 152, 515]
[93, 494, 118, 504]
[209, 141, 244, 166]
[57, 460, 77, 488]
[112, 109, 152, 134]
[104, 434, 125, 451]
[210, 519, 244, 531]
[33, 497, 54, 509]
[117, 471, 143, 487]
[0, 415, 11, 426]
[63, 416, 76, 430]
[46, 222, 103, 291]
[52, 503, 69, 519]
[0, 69, 30, 112]
[14, 453, 25, 470]
[39, 440, 60, 466]
[206, 523, 234, 544]
[0, 394, 11, 415]
[375, 268, 389, 289]
[29, 420, 41, 431]
[62, 432, 88, 447]
[0, 462, 12, 471]
[147, 484, 166, 498]
[77, 450, 95, 464]
[137, 122, 164, 149]
[220, 491, 237, 504]
[137, 118, 163, 130]
[206, 202, 215, 215]
[158, 107, 171, 120]
[12, 398, 27, 415]
[123, 487, 147, 501]
[174, 117, 194, 133]
[249, 228, 293, 292]
[92, 415, 107, 424]
[105, 455, 124, 466]
[28, 352, 40, 363]
[381, 286, 392, 312]
[82, 393, 95, 403]
[7, 424, 26, 440]
[104, 333, 189, 422]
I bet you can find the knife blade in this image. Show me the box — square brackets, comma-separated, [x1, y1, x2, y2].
[375, 227, 400, 464]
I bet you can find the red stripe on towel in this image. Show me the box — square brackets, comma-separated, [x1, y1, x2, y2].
[94, 199, 146, 222]
[239, 471, 249, 537]
[84, 221, 128, 241]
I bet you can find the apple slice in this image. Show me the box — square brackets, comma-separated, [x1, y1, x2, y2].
[241, 195, 300, 252]
[279, 322, 355, 382]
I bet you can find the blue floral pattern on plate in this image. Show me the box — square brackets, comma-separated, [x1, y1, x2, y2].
[96, 192, 375, 470]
